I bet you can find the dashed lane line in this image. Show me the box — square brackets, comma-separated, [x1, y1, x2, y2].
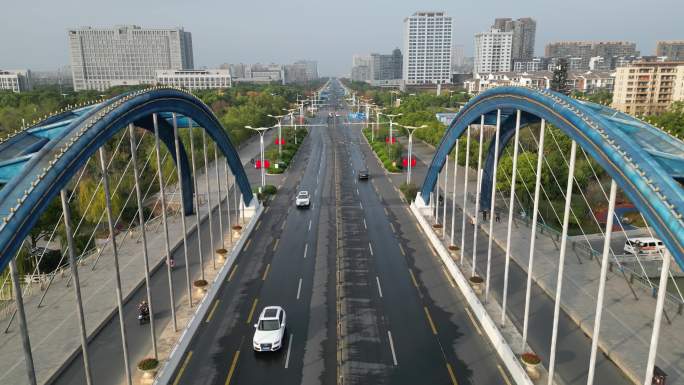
[272, 239, 279, 252]
[446, 363, 459, 385]
[262, 264, 271, 281]
[227, 264, 238, 282]
[205, 300, 220, 323]
[363, 218, 367, 229]
[246, 298, 259, 324]
[497, 365, 513, 385]
[464, 307, 483, 336]
[387, 331, 398, 366]
[172, 351, 193, 385]
[424, 306, 438, 335]
[409, 268, 419, 289]
[308, 219, 312, 231]
[303, 243, 308, 259]
[368, 242, 374, 256]
[285, 334, 294, 368]
[297, 278, 303, 299]
[376, 276, 383, 298]
[442, 267, 455, 288]
[224, 350, 241, 385]
[255, 221, 262, 231]
[399, 244, 406, 257]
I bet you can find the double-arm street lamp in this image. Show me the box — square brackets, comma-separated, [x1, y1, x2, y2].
[397, 124, 427, 184]
[267, 113, 287, 159]
[383, 113, 403, 145]
[284, 107, 299, 144]
[245, 125, 272, 188]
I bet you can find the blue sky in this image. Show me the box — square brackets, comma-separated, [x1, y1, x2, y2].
[1, 0, 682, 75]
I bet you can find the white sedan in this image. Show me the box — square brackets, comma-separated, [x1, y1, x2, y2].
[296, 191, 310, 208]
[253, 306, 286, 352]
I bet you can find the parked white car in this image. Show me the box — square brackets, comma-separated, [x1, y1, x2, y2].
[624, 237, 665, 255]
[296, 191, 310, 208]
[253, 306, 286, 352]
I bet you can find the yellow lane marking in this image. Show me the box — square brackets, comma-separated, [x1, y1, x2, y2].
[424, 306, 438, 335]
[464, 307, 483, 336]
[255, 221, 262, 231]
[227, 264, 238, 282]
[243, 239, 252, 251]
[384, 207, 390, 216]
[390, 223, 396, 234]
[264, 206, 270, 214]
[262, 264, 271, 281]
[206, 300, 221, 323]
[246, 298, 259, 324]
[446, 363, 459, 385]
[497, 364, 513, 385]
[281, 222, 286, 231]
[409, 268, 419, 289]
[224, 350, 241, 385]
[172, 351, 193, 385]
[399, 244, 406, 256]
[442, 267, 455, 288]
[272, 239, 280, 252]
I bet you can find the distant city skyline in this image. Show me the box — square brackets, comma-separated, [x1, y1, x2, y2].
[1, 0, 682, 76]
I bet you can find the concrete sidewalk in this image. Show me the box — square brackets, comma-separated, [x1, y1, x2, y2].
[0, 130, 277, 385]
[402, 136, 684, 384]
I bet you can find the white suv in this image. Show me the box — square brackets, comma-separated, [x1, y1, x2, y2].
[296, 191, 310, 208]
[253, 306, 286, 352]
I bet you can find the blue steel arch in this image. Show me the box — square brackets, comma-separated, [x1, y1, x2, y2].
[0, 87, 253, 272]
[420, 86, 684, 270]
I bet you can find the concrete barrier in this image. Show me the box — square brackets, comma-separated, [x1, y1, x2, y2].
[410, 200, 534, 385]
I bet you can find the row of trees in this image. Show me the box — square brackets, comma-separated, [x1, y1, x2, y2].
[1, 81, 325, 278]
[343, 80, 680, 234]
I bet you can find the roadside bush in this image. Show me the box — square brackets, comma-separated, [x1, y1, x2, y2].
[400, 182, 419, 202]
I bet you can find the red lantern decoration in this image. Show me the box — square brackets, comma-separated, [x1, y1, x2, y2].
[255, 159, 271, 169]
[402, 157, 417, 167]
[385, 137, 397, 144]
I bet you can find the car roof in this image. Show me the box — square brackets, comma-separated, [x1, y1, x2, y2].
[627, 237, 661, 243]
[260, 306, 283, 320]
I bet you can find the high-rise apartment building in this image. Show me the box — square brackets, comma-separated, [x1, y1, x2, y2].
[68, 25, 194, 91]
[474, 29, 513, 74]
[545, 41, 638, 70]
[656, 41, 684, 61]
[492, 17, 536, 62]
[403, 11, 453, 84]
[612, 61, 684, 115]
[284, 60, 319, 83]
[370, 49, 403, 80]
[0, 70, 32, 93]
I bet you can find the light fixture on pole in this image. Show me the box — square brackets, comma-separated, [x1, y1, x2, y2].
[383, 113, 403, 145]
[398, 124, 427, 184]
[267, 113, 287, 159]
[284, 107, 298, 144]
[246, 125, 272, 188]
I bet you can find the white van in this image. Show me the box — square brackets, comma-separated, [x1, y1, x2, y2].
[624, 237, 665, 255]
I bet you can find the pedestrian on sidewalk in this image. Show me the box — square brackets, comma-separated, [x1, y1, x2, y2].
[482, 210, 488, 221]
[495, 211, 501, 222]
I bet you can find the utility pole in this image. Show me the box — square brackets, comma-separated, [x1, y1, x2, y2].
[246, 125, 272, 187]
[398, 124, 427, 184]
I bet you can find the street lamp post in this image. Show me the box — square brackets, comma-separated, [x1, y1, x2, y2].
[246, 125, 271, 188]
[383, 113, 403, 145]
[398, 124, 427, 184]
[268, 113, 287, 160]
[285, 108, 297, 144]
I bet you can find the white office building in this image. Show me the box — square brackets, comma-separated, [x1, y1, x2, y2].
[403, 11, 453, 85]
[155, 69, 231, 90]
[68, 25, 194, 91]
[474, 29, 513, 74]
[0, 70, 32, 92]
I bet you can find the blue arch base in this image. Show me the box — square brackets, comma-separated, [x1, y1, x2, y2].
[0, 87, 254, 272]
[418, 86, 684, 270]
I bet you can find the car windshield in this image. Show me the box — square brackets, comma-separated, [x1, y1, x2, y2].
[298, 192, 308, 197]
[259, 319, 280, 331]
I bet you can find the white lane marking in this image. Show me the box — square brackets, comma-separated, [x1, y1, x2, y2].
[359, 202, 363, 210]
[368, 242, 374, 256]
[363, 219, 367, 229]
[376, 276, 383, 298]
[356, 188, 359, 195]
[303, 243, 308, 259]
[387, 331, 398, 366]
[297, 278, 303, 299]
[285, 333, 294, 368]
[308, 220, 312, 231]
